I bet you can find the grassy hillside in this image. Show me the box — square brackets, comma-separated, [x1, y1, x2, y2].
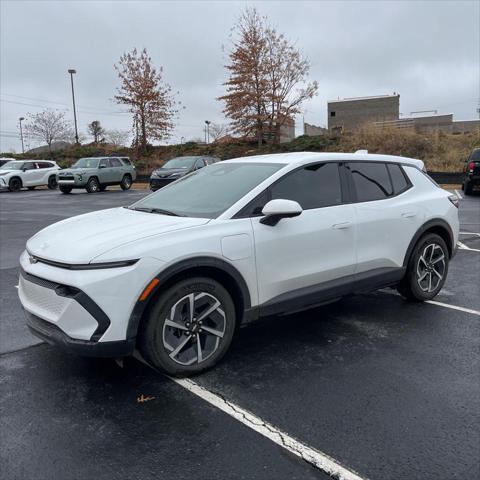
[3, 127, 478, 174]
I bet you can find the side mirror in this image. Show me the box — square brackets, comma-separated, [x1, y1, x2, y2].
[99, 165, 106, 169]
[260, 199, 302, 226]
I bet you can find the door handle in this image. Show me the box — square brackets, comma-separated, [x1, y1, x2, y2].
[401, 212, 416, 218]
[332, 221, 352, 230]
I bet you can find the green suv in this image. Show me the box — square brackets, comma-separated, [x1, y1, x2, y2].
[57, 157, 136, 194]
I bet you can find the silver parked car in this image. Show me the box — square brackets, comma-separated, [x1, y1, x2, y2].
[57, 157, 136, 193]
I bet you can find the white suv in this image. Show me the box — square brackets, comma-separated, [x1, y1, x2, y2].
[0, 160, 60, 191]
[18, 152, 459, 376]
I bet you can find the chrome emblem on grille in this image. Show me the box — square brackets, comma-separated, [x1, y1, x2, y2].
[29, 255, 38, 264]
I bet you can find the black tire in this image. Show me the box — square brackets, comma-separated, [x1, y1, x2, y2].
[120, 174, 132, 191]
[86, 177, 100, 193]
[464, 180, 473, 195]
[99, 185, 107, 192]
[397, 233, 449, 302]
[138, 277, 236, 377]
[8, 177, 22, 192]
[47, 175, 58, 190]
[27, 186, 35, 191]
[59, 185, 72, 194]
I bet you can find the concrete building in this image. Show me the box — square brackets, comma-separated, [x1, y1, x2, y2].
[328, 94, 400, 132]
[374, 114, 480, 134]
[303, 122, 329, 136]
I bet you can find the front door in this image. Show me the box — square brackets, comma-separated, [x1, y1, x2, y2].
[251, 162, 356, 305]
[22, 162, 43, 186]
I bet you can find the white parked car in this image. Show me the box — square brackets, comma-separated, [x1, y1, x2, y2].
[0, 160, 60, 191]
[18, 152, 459, 376]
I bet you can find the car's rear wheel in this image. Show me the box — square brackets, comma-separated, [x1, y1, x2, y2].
[138, 277, 236, 376]
[47, 175, 57, 190]
[120, 174, 132, 191]
[59, 185, 72, 194]
[8, 177, 22, 192]
[398, 233, 449, 301]
[464, 180, 473, 195]
[86, 177, 100, 193]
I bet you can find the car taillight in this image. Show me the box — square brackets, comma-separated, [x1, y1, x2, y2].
[468, 161, 475, 172]
[448, 195, 459, 208]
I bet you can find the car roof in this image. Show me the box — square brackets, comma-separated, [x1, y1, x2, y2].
[222, 151, 424, 169]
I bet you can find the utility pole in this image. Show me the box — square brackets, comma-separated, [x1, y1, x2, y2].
[18, 117, 25, 153]
[68, 69, 79, 144]
[205, 120, 211, 144]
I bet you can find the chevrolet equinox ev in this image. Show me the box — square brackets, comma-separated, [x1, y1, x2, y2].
[18, 152, 459, 376]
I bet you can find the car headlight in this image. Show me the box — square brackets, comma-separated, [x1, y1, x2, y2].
[168, 172, 182, 178]
[151, 171, 160, 179]
[0, 178, 5, 185]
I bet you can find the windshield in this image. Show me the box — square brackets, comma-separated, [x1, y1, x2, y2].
[130, 162, 282, 218]
[162, 157, 198, 169]
[0, 161, 23, 170]
[72, 158, 100, 169]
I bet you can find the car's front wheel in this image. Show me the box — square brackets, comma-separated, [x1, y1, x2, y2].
[398, 233, 449, 301]
[138, 277, 236, 376]
[8, 177, 22, 192]
[86, 177, 100, 193]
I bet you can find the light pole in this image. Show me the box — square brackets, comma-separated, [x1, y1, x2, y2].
[180, 136, 185, 144]
[68, 69, 79, 144]
[205, 120, 211, 144]
[18, 117, 25, 154]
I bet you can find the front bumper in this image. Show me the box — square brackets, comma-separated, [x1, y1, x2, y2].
[150, 177, 175, 191]
[0, 177, 8, 189]
[25, 310, 134, 357]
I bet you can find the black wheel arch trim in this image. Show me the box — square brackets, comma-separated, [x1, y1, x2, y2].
[19, 267, 110, 341]
[126, 256, 252, 339]
[403, 218, 455, 267]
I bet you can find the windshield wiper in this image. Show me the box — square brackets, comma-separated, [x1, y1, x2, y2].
[127, 206, 182, 216]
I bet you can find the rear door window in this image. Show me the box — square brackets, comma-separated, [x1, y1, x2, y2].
[110, 158, 122, 167]
[387, 164, 410, 194]
[346, 162, 393, 202]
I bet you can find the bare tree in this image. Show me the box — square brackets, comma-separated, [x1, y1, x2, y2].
[24, 110, 73, 154]
[87, 120, 105, 143]
[114, 48, 178, 151]
[105, 129, 129, 147]
[219, 8, 318, 145]
[209, 123, 231, 142]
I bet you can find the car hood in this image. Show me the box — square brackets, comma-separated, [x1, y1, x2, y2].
[26, 207, 210, 264]
[0, 169, 18, 175]
[152, 167, 189, 177]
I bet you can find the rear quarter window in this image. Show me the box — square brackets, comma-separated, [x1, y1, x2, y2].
[387, 164, 410, 194]
[120, 158, 132, 166]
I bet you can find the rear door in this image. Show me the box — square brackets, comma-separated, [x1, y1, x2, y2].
[98, 158, 115, 183]
[249, 162, 356, 305]
[109, 157, 124, 182]
[346, 161, 422, 272]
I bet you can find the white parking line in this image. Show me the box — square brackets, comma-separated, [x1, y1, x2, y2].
[173, 377, 367, 480]
[457, 241, 480, 252]
[454, 189, 463, 199]
[424, 300, 480, 316]
[132, 352, 366, 480]
[459, 232, 480, 236]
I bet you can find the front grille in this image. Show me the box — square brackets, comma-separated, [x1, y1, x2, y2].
[59, 175, 74, 181]
[150, 178, 173, 189]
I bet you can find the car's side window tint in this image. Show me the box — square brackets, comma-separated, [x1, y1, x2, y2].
[388, 164, 409, 194]
[24, 162, 36, 170]
[269, 163, 342, 210]
[99, 159, 109, 168]
[110, 158, 122, 167]
[38, 162, 52, 169]
[347, 162, 393, 202]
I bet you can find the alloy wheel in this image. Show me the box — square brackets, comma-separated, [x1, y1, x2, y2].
[162, 292, 226, 366]
[416, 243, 446, 293]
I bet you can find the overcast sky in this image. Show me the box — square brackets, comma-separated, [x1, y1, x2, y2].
[1, 0, 479, 152]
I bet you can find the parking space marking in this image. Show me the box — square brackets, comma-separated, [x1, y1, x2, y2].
[454, 189, 463, 199]
[172, 377, 367, 480]
[457, 241, 480, 252]
[424, 300, 480, 316]
[459, 232, 480, 236]
[381, 290, 480, 316]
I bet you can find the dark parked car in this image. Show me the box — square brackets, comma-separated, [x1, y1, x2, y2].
[462, 148, 480, 195]
[149, 156, 219, 191]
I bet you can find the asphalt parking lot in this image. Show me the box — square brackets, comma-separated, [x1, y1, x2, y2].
[0, 187, 479, 480]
